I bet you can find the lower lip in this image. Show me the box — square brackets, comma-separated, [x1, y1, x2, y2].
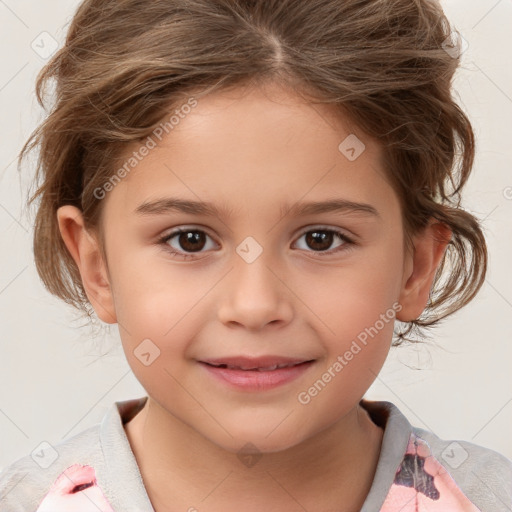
[198, 361, 315, 391]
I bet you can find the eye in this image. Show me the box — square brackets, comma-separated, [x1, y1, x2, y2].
[157, 226, 355, 260]
[293, 227, 355, 256]
[158, 227, 217, 259]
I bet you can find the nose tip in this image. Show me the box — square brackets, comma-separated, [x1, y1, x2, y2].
[216, 257, 293, 330]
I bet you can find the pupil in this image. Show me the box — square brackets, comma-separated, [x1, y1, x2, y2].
[180, 231, 205, 252]
[307, 231, 332, 251]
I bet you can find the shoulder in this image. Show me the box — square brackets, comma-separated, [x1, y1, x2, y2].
[0, 423, 103, 512]
[413, 426, 512, 512]
[361, 400, 512, 512]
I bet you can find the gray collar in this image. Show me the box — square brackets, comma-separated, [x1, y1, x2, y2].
[100, 396, 412, 511]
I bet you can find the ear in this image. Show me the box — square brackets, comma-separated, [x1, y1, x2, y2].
[396, 219, 452, 322]
[56, 205, 117, 324]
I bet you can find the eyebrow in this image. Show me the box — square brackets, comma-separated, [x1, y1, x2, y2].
[134, 197, 380, 220]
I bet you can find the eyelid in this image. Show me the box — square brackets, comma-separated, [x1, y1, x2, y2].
[159, 224, 218, 241]
[295, 224, 355, 240]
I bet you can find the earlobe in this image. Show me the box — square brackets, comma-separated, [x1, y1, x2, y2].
[56, 205, 117, 324]
[396, 220, 452, 322]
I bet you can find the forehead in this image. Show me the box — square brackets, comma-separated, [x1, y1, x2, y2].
[102, 83, 394, 221]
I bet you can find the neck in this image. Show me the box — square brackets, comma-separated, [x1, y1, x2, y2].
[124, 398, 383, 512]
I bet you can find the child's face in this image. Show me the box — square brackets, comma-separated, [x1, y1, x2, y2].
[70, 83, 433, 452]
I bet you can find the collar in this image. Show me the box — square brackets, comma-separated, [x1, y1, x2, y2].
[99, 396, 412, 511]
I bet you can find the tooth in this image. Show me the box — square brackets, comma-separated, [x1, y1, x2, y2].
[212, 363, 298, 371]
[258, 365, 278, 371]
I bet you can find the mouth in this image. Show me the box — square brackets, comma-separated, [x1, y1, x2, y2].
[199, 356, 315, 371]
[198, 356, 316, 391]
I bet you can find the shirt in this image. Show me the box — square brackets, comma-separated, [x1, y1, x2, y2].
[0, 396, 511, 511]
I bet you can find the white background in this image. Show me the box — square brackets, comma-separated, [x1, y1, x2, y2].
[0, 0, 511, 472]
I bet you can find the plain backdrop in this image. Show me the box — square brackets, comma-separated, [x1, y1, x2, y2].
[0, 0, 511, 472]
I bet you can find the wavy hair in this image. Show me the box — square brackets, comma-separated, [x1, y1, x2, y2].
[19, 0, 487, 344]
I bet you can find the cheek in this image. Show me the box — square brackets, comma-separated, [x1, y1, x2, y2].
[108, 245, 206, 332]
[292, 243, 402, 415]
[295, 319, 393, 432]
[296, 250, 403, 344]
[108, 256, 206, 383]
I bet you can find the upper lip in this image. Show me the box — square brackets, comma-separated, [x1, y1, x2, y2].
[199, 356, 315, 370]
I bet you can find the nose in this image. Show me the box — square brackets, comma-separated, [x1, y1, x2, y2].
[217, 250, 294, 331]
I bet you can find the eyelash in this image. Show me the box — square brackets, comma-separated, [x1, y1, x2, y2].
[157, 226, 356, 260]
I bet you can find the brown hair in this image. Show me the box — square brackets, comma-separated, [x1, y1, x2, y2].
[20, 0, 487, 344]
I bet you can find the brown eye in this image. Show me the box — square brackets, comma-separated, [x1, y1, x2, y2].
[294, 228, 354, 256]
[176, 231, 207, 252]
[159, 228, 217, 259]
[304, 231, 335, 251]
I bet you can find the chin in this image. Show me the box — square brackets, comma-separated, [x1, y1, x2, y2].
[205, 425, 311, 456]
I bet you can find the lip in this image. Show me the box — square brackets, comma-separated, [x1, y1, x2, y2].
[198, 356, 316, 391]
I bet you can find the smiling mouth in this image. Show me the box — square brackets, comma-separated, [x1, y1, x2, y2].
[202, 361, 313, 371]
[198, 357, 316, 390]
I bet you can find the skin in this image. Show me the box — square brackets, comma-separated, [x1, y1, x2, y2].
[57, 82, 451, 512]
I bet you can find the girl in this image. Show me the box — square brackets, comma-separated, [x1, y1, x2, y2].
[1, 0, 511, 511]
